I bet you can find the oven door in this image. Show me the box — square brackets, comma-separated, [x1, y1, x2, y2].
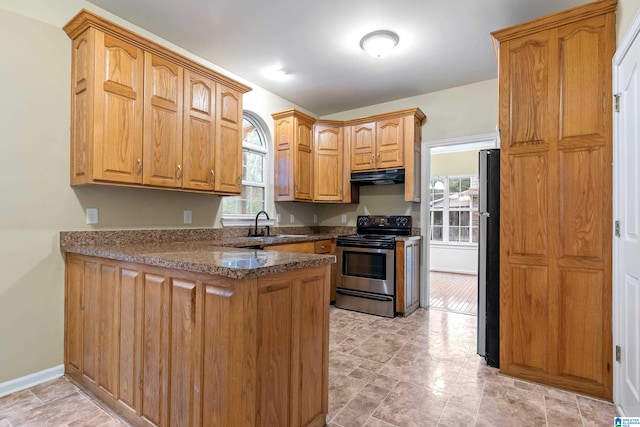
[336, 245, 395, 296]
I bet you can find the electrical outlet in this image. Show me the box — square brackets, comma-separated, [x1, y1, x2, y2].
[276, 214, 281, 223]
[86, 208, 99, 225]
[341, 214, 347, 224]
[313, 214, 318, 224]
[289, 214, 295, 224]
[183, 210, 192, 224]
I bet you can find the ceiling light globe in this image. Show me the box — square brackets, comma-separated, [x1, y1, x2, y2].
[360, 30, 399, 58]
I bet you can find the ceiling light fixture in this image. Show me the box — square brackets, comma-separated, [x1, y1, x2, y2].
[360, 30, 399, 58]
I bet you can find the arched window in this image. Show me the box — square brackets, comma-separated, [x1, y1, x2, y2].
[222, 112, 269, 217]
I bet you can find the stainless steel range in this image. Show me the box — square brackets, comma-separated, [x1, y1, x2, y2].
[335, 215, 412, 318]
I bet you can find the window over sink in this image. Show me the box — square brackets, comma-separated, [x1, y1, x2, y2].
[222, 111, 270, 222]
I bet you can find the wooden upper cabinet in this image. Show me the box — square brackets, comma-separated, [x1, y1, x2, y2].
[143, 53, 184, 188]
[64, 10, 250, 194]
[70, 30, 144, 185]
[351, 122, 376, 171]
[314, 122, 344, 201]
[376, 117, 403, 169]
[273, 108, 424, 203]
[272, 110, 315, 201]
[493, 0, 615, 400]
[294, 117, 314, 200]
[214, 85, 243, 194]
[183, 70, 216, 191]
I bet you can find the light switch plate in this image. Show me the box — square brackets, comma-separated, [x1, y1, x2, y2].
[276, 214, 281, 223]
[86, 208, 99, 225]
[183, 210, 192, 224]
[289, 214, 295, 224]
[341, 214, 347, 224]
[313, 214, 318, 224]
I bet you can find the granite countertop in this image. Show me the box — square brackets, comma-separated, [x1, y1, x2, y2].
[64, 238, 335, 279]
[223, 233, 335, 248]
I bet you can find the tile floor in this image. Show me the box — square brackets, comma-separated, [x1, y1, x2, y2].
[0, 307, 617, 426]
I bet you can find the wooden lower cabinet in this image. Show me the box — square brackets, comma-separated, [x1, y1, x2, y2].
[395, 237, 421, 316]
[263, 239, 337, 302]
[65, 253, 329, 427]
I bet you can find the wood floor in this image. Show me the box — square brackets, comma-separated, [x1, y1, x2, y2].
[429, 271, 478, 315]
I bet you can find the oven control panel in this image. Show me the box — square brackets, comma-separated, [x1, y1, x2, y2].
[356, 215, 412, 229]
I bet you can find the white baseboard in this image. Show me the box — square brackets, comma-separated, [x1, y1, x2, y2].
[0, 365, 64, 398]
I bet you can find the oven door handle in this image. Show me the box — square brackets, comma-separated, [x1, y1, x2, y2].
[336, 288, 393, 302]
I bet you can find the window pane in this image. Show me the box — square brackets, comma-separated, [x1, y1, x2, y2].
[449, 227, 460, 242]
[431, 226, 443, 241]
[242, 118, 263, 148]
[460, 227, 470, 242]
[432, 210, 443, 226]
[222, 186, 264, 215]
[449, 211, 459, 226]
[430, 178, 445, 206]
[460, 211, 470, 225]
[243, 151, 263, 183]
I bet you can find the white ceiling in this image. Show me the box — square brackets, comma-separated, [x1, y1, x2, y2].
[87, 0, 592, 116]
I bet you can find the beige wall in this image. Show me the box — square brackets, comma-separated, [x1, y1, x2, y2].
[0, 1, 312, 384]
[318, 79, 498, 226]
[431, 151, 479, 177]
[617, 0, 640, 42]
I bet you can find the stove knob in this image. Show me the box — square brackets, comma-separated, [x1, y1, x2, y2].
[358, 217, 368, 226]
[398, 217, 408, 227]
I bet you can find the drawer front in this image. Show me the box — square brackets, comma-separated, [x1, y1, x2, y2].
[315, 240, 332, 254]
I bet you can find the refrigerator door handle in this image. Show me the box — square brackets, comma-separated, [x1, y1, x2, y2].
[480, 212, 491, 217]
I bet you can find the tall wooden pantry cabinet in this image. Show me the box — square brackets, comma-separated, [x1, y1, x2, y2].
[493, 0, 616, 399]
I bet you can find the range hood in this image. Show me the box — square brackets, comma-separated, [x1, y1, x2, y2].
[350, 169, 405, 185]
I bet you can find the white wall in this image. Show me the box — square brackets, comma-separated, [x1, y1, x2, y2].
[618, 0, 640, 42]
[0, 0, 313, 384]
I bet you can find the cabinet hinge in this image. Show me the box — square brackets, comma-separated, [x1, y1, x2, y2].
[616, 345, 621, 362]
[614, 93, 621, 112]
[615, 220, 621, 237]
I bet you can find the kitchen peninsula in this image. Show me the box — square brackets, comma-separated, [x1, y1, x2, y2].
[61, 234, 333, 427]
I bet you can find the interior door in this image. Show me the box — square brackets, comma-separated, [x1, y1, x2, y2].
[615, 25, 640, 417]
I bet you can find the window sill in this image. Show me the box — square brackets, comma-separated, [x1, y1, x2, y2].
[221, 216, 276, 228]
[429, 242, 477, 249]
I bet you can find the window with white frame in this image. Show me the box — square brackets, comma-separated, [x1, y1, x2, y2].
[222, 113, 268, 217]
[429, 175, 479, 244]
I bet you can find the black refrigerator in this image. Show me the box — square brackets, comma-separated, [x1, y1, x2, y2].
[477, 148, 500, 368]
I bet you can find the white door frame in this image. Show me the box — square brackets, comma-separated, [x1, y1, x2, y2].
[419, 132, 499, 308]
[613, 8, 640, 415]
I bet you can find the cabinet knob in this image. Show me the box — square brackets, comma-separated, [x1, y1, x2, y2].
[376, 153, 380, 161]
[177, 164, 183, 180]
[370, 154, 374, 164]
[237, 175, 241, 185]
[210, 169, 215, 184]
[136, 158, 142, 176]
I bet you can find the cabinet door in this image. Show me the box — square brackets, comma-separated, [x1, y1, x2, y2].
[93, 33, 144, 184]
[351, 122, 376, 171]
[294, 118, 314, 200]
[183, 70, 216, 191]
[376, 117, 403, 169]
[499, 13, 614, 399]
[274, 117, 294, 201]
[214, 85, 242, 193]
[314, 124, 343, 201]
[143, 53, 184, 187]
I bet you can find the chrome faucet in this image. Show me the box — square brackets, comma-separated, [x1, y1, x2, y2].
[249, 210, 270, 237]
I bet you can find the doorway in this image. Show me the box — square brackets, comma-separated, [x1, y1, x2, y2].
[419, 134, 498, 313]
